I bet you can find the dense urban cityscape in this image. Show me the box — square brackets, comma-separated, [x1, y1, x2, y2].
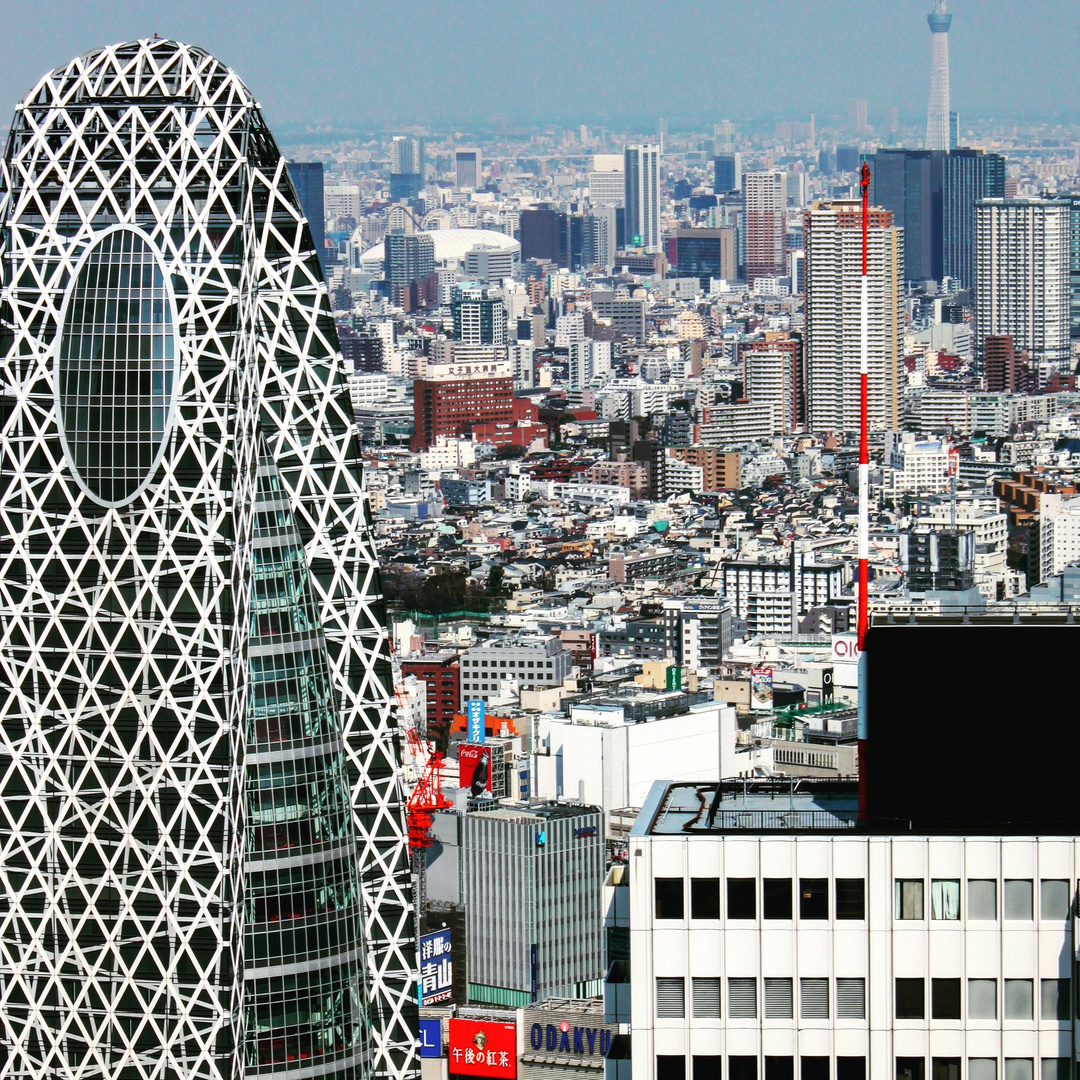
[0, 7, 1079, 1080]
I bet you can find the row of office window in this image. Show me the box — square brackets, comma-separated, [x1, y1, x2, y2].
[655, 878, 1075, 923]
[895, 879, 1073, 922]
[463, 658, 553, 668]
[654, 1057, 1072, 1080]
[655, 1056, 866, 1080]
[894, 978, 1071, 1021]
[655, 878, 864, 922]
[655, 977, 1072, 1022]
[656, 977, 866, 1020]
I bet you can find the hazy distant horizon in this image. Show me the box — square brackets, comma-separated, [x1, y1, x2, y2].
[0, 0, 1077, 132]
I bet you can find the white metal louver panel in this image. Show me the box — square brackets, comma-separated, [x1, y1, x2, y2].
[728, 978, 758, 1019]
[837, 978, 866, 1018]
[764, 977, 794, 1018]
[692, 978, 721, 1019]
[801, 977, 830, 1019]
[657, 977, 686, 1019]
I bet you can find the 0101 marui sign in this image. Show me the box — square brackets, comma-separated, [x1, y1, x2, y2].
[448, 1018, 517, 1079]
[419, 928, 453, 1006]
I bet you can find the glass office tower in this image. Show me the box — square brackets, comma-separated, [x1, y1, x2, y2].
[0, 40, 416, 1080]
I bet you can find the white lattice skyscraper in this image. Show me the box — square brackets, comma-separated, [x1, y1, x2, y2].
[925, 0, 953, 151]
[0, 40, 417, 1080]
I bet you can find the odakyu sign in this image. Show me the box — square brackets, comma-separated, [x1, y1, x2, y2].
[528, 1020, 613, 1058]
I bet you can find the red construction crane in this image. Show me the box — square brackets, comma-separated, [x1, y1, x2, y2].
[404, 727, 451, 852]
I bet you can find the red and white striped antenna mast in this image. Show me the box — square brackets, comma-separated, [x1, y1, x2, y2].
[857, 161, 870, 822]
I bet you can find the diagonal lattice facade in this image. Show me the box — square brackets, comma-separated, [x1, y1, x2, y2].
[0, 39, 418, 1080]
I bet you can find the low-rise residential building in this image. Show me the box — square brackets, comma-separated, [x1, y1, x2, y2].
[698, 403, 780, 445]
[663, 598, 734, 673]
[609, 547, 679, 584]
[887, 433, 952, 495]
[666, 447, 742, 492]
[599, 620, 668, 661]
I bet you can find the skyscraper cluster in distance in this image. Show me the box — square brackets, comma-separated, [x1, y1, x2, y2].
[1, 5, 1080, 1080]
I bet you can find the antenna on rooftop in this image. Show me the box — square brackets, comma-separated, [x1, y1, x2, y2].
[857, 161, 870, 824]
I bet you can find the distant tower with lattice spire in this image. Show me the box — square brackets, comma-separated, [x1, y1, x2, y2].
[925, 0, 953, 150]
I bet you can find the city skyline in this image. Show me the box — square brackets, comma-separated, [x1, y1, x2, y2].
[0, 1, 1078, 132]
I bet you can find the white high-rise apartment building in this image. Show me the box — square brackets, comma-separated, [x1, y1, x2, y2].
[555, 312, 587, 347]
[391, 134, 424, 176]
[743, 348, 795, 435]
[625, 144, 662, 253]
[744, 172, 787, 286]
[805, 201, 904, 433]
[1038, 493, 1080, 582]
[925, 1, 953, 150]
[509, 341, 536, 389]
[975, 199, 1070, 371]
[569, 340, 613, 390]
[632, 779, 1080, 1080]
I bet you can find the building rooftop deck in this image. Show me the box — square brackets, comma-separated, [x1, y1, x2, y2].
[635, 779, 860, 836]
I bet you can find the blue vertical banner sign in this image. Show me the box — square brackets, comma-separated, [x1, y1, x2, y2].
[530, 943, 538, 1002]
[419, 928, 454, 1005]
[466, 699, 486, 744]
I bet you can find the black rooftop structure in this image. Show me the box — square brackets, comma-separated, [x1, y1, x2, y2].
[865, 623, 1080, 834]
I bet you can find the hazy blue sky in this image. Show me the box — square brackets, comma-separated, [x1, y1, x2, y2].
[0, 1, 1076, 133]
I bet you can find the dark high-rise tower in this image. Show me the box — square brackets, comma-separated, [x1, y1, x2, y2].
[390, 136, 425, 201]
[871, 149, 945, 282]
[0, 40, 417, 1080]
[943, 149, 1005, 292]
[286, 161, 328, 276]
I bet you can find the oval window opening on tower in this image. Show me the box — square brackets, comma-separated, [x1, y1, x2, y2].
[57, 229, 176, 506]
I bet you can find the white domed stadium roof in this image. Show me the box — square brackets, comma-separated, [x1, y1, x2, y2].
[359, 227, 520, 266]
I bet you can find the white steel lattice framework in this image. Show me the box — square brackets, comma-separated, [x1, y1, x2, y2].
[925, 0, 952, 152]
[0, 40, 418, 1080]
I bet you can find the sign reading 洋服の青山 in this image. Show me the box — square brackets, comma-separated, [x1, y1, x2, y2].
[419, 928, 453, 1006]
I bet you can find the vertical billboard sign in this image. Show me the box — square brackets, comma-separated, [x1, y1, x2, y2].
[458, 744, 492, 797]
[466, 699, 486, 743]
[750, 666, 774, 711]
[419, 928, 453, 1006]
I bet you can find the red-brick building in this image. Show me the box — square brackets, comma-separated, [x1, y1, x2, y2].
[401, 652, 460, 751]
[411, 376, 514, 450]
